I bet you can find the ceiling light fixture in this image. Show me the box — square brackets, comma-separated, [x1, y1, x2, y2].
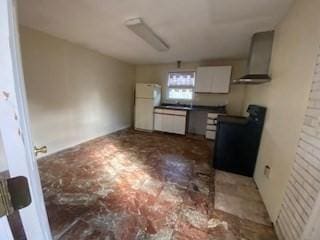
[125, 18, 169, 52]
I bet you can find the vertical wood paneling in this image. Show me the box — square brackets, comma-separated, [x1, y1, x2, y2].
[276, 48, 320, 239]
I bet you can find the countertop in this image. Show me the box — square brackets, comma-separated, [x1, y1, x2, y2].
[154, 104, 226, 113]
[217, 115, 248, 124]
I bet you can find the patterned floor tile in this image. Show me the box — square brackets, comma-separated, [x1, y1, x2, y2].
[34, 129, 277, 240]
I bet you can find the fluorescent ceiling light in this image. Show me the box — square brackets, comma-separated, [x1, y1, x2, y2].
[125, 18, 169, 52]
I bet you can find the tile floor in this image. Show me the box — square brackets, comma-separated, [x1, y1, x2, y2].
[213, 171, 277, 240]
[36, 129, 277, 240]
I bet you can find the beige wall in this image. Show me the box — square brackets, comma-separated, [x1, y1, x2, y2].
[20, 26, 135, 156]
[243, 0, 320, 221]
[136, 60, 247, 115]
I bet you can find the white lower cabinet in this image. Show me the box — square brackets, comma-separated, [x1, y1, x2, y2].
[206, 112, 221, 140]
[154, 109, 187, 135]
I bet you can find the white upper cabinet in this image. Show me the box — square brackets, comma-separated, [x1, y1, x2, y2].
[195, 66, 232, 93]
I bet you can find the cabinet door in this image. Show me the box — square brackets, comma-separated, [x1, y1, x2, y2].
[154, 113, 163, 131]
[195, 67, 213, 93]
[163, 115, 173, 133]
[211, 66, 232, 93]
[172, 115, 186, 135]
[196, 66, 231, 93]
[154, 113, 186, 135]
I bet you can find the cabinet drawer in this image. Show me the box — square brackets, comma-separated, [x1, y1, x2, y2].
[208, 113, 219, 119]
[154, 108, 187, 116]
[207, 125, 216, 131]
[207, 119, 214, 125]
[206, 130, 216, 140]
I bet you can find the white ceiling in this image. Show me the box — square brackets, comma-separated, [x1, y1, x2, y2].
[17, 0, 293, 64]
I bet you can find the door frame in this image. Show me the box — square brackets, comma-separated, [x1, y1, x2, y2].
[0, 0, 52, 239]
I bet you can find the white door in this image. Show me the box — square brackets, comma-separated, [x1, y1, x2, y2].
[135, 98, 154, 131]
[0, 0, 52, 239]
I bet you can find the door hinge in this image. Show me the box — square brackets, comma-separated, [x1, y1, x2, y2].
[0, 176, 31, 217]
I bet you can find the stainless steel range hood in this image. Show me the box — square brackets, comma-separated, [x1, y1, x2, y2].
[233, 31, 274, 84]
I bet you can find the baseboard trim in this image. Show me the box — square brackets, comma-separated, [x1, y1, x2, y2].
[38, 124, 132, 160]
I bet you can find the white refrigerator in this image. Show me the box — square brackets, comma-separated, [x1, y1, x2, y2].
[134, 83, 161, 131]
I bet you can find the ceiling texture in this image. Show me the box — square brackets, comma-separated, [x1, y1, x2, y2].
[17, 0, 294, 64]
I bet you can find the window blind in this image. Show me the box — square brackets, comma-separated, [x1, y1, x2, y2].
[168, 72, 195, 87]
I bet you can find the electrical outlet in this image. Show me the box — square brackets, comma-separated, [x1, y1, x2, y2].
[264, 165, 271, 178]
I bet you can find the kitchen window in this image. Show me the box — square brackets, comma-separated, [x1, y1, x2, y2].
[167, 71, 195, 100]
